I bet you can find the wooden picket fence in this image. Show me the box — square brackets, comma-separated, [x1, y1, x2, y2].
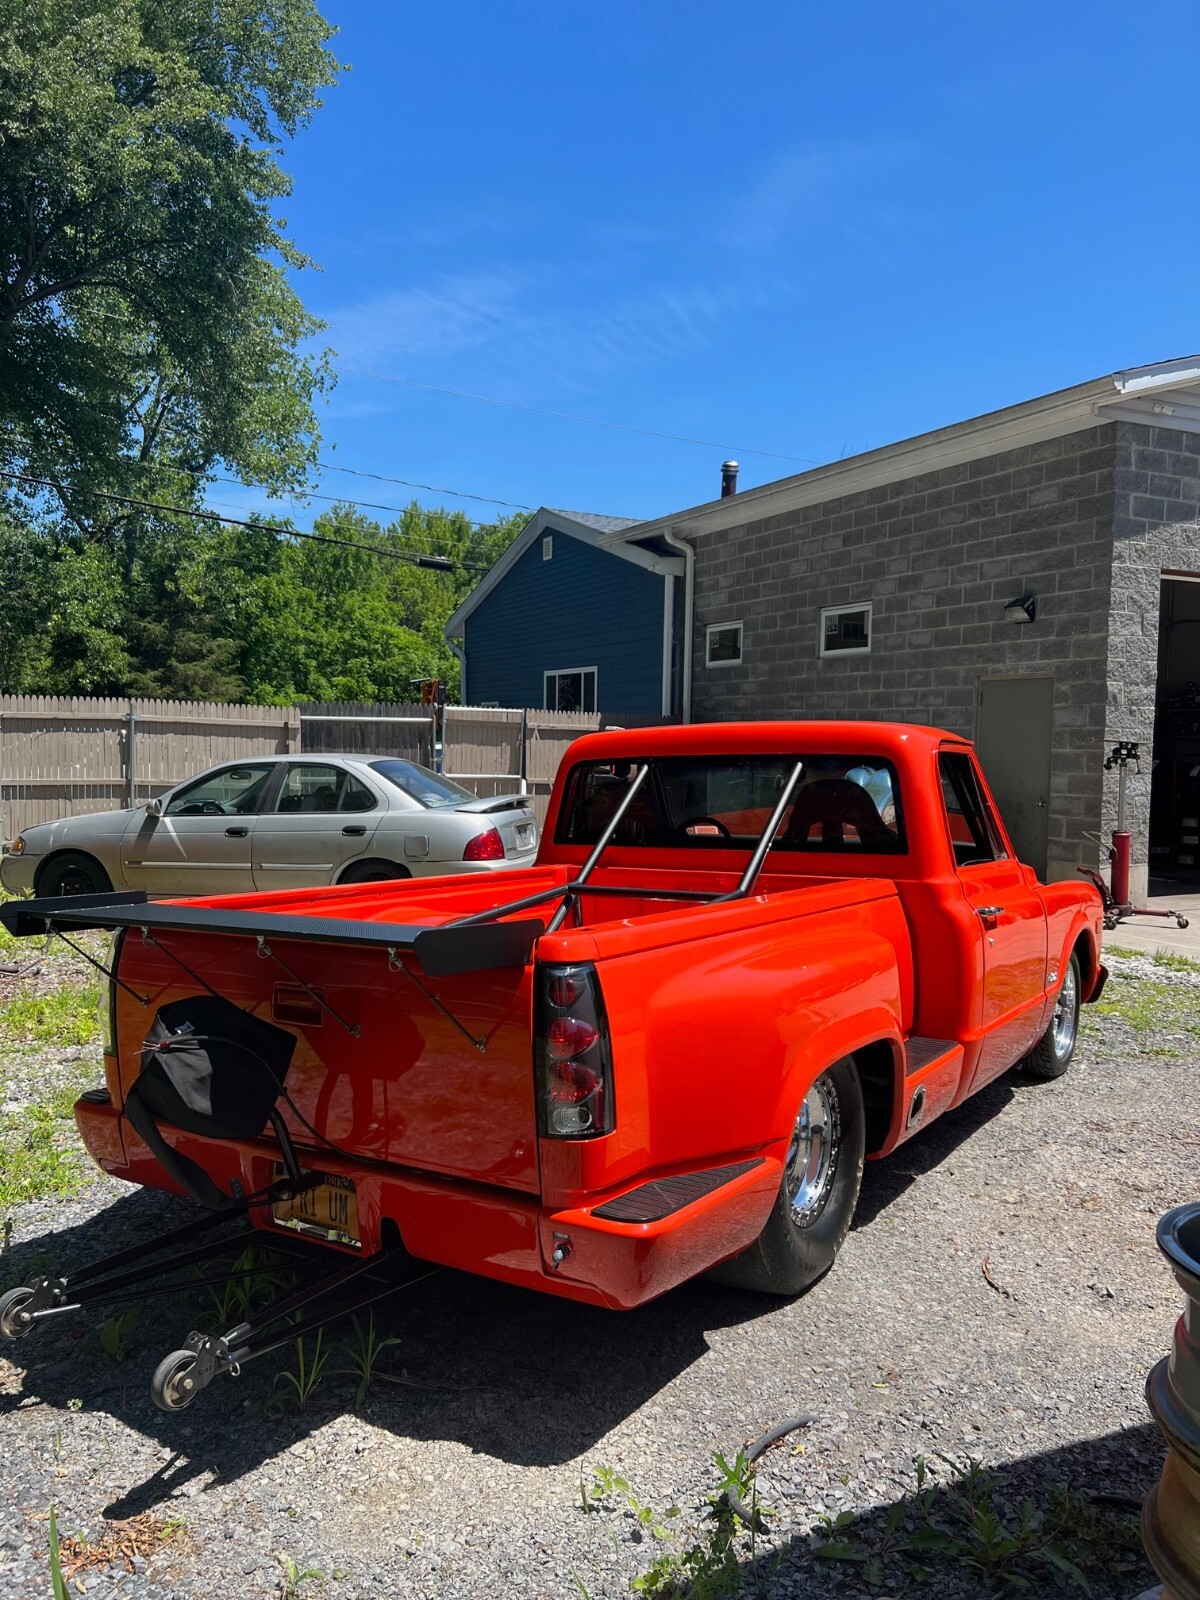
[0, 696, 648, 840]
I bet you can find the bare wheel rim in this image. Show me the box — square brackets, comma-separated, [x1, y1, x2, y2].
[53, 865, 96, 896]
[1053, 963, 1078, 1059]
[785, 1074, 841, 1227]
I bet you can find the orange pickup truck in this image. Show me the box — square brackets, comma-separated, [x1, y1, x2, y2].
[0, 722, 1105, 1407]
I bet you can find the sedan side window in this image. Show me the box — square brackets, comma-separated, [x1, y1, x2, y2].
[339, 775, 378, 813]
[939, 752, 1006, 867]
[165, 764, 276, 817]
[274, 764, 347, 815]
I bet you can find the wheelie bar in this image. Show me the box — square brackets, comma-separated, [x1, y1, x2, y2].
[0, 1205, 268, 1340]
[151, 1247, 425, 1412]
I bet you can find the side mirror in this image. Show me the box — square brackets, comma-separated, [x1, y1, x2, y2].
[146, 797, 163, 819]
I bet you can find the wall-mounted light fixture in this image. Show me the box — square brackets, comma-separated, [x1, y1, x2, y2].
[1003, 593, 1036, 625]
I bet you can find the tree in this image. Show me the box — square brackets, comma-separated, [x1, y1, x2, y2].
[0, 0, 341, 536]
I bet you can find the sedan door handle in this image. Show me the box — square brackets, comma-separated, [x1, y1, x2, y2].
[976, 905, 1004, 918]
[225, 826, 248, 838]
[341, 824, 367, 837]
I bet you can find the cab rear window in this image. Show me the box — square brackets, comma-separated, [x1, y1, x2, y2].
[555, 755, 906, 853]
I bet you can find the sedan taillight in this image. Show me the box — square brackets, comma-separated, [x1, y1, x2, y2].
[463, 827, 505, 861]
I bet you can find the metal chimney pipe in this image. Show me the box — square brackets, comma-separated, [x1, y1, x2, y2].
[720, 460, 739, 498]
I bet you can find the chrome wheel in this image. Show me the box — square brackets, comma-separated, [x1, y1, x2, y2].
[785, 1074, 841, 1227]
[1052, 962, 1078, 1060]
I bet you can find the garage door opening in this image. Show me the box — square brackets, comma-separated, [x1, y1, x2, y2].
[1151, 574, 1200, 881]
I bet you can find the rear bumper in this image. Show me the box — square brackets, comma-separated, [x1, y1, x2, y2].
[74, 1096, 780, 1310]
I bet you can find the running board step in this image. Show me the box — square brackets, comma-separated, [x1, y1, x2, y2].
[903, 1036, 961, 1077]
[592, 1158, 764, 1224]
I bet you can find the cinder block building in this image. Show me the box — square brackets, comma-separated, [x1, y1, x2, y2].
[595, 358, 1200, 896]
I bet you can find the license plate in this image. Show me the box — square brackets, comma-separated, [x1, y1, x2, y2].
[516, 824, 533, 847]
[273, 1170, 360, 1248]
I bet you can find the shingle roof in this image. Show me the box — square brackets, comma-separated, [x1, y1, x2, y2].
[543, 509, 640, 534]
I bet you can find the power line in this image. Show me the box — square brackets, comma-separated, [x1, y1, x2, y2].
[0, 470, 491, 572]
[202, 472, 529, 523]
[309, 459, 532, 510]
[338, 366, 822, 466]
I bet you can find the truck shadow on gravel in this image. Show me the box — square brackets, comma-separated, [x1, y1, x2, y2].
[732, 1421, 1161, 1600]
[0, 1071, 1048, 1516]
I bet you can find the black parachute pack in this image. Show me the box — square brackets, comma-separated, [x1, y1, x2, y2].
[125, 995, 297, 1210]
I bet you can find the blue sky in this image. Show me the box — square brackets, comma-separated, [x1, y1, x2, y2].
[215, 2, 1200, 530]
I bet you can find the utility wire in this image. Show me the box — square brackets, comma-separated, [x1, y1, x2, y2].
[338, 366, 822, 466]
[0, 470, 491, 572]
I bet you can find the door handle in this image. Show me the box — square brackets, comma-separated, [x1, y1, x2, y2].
[976, 905, 1004, 918]
[225, 826, 248, 838]
[341, 824, 367, 837]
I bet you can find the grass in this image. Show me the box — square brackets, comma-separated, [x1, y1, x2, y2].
[1106, 944, 1200, 972]
[0, 980, 102, 1046]
[0, 1063, 99, 1209]
[1093, 971, 1200, 1055]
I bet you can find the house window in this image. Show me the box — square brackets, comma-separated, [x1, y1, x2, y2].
[706, 622, 743, 667]
[545, 667, 597, 713]
[542, 535, 554, 561]
[820, 603, 872, 655]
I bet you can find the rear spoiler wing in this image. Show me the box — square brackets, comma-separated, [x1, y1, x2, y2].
[0, 892, 544, 977]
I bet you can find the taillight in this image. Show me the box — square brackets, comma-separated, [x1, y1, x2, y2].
[463, 827, 505, 861]
[536, 962, 614, 1138]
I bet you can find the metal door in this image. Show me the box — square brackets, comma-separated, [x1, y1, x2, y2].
[252, 762, 383, 889]
[976, 677, 1053, 877]
[122, 761, 277, 895]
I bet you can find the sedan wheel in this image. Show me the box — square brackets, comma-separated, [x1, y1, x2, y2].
[37, 852, 112, 899]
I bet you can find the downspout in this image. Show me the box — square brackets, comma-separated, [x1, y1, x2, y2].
[660, 527, 694, 723]
[446, 636, 467, 704]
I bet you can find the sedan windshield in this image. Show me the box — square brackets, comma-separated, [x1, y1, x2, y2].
[369, 760, 477, 809]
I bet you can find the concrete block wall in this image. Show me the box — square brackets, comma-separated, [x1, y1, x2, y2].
[1105, 422, 1200, 900]
[690, 424, 1117, 883]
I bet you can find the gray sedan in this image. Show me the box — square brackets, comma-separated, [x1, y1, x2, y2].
[0, 755, 539, 898]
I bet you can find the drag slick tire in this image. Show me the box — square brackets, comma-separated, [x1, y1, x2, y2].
[151, 1349, 202, 1412]
[0, 1286, 36, 1340]
[710, 1056, 865, 1296]
[1022, 951, 1081, 1081]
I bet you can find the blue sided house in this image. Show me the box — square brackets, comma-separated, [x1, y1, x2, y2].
[444, 509, 684, 720]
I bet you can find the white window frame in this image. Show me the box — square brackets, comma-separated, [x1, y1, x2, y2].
[705, 620, 743, 668]
[544, 665, 598, 712]
[819, 602, 873, 657]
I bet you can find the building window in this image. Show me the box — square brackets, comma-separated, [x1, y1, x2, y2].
[542, 535, 553, 561]
[820, 603, 872, 656]
[706, 621, 743, 667]
[545, 667, 597, 713]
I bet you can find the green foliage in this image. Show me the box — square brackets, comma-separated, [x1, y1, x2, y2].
[0, 1060, 97, 1209]
[334, 1311, 400, 1412]
[0, 980, 102, 1045]
[99, 1305, 140, 1362]
[278, 1552, 327, 1599]
[48, 1506, 69, 1600]
[586, 1452, 761, 1599]
[0, 503, 528, 699]
[0, 0, 340, 526]
[810, 1454, 1145, 1594]
[270, 1325, 329, 1414]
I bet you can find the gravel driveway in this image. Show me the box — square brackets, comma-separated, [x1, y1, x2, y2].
[1, 948, 1195, 1599]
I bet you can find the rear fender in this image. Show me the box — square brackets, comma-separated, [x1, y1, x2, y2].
[770, 1009, 903, 1152]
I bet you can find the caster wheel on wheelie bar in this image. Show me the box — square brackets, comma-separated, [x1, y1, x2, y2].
[0, 1285, 36, 1340]
[151, 1349, 202, 1412]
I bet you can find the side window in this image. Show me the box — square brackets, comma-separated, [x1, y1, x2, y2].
[939, 752, 1006, 867]
[274, 764, 346, 815]
[165, 763, 275, 817]
[339, 774, 378, 814]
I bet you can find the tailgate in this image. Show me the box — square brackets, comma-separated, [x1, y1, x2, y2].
[113, 930, 541, 1193]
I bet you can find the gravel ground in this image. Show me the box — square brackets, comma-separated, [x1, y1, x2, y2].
[1, 948, 1196, 1599]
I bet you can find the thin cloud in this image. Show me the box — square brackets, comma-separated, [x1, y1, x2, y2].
[727, 139, 916, 250]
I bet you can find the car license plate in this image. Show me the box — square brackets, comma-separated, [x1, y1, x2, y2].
[516, 824, 533, 847]
[273, 1170, 360, 1248]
